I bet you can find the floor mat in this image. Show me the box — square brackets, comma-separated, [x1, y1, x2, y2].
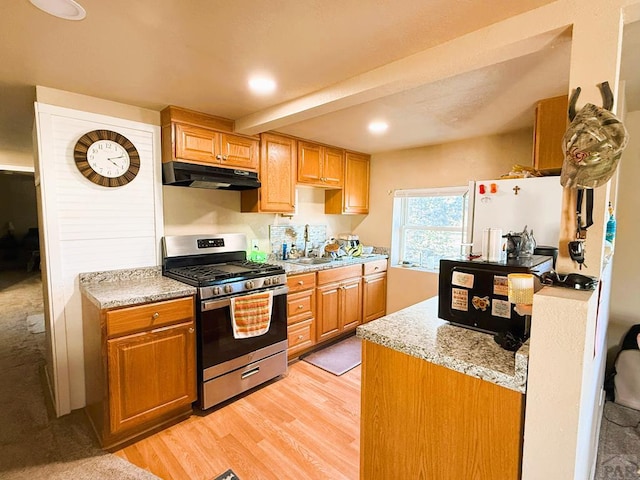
[301, 335, 361, 375]
[214, 469, 240, 480]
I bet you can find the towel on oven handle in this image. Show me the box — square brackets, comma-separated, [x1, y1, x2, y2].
[230, 290, 273, 339]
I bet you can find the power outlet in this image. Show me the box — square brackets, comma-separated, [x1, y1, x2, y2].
[251, 239, 260, 251]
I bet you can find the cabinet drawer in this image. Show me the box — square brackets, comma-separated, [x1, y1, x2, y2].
[287, 289, 315, 325]
[317, 264, 362, 285]
[288, 319, 314, 352]
[106, 297, 194, 338]
[287, 272, 316, 292]
[363, 259, 388, 275]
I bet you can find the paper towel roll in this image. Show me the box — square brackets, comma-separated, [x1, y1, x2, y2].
[482, 228, 503, 262]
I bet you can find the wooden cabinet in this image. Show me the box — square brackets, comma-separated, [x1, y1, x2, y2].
[362, 259, 387, 323]
[83, 295, 196, 450]
[316, 264, 362, 342]
[161, 106, 259, 171]
[286, 273, 316, 359]
[532, 95, 568, 173]
[297, 141, 344, 188]
[241, 133, 297, 213]
[325, 151, 370, 214]
[361, 340, 524, 480]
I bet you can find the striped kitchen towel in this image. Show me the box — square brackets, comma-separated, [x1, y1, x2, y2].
[230, 290, 273, 339]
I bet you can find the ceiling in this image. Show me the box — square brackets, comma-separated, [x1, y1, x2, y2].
[0, 0, 636, 157]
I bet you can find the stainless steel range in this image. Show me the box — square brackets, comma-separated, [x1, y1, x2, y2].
[162, 233, 288, 410]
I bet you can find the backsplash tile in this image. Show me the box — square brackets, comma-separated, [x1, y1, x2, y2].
[269, 224, 327, 252]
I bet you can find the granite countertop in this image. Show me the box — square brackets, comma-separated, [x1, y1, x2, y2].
[79, 266, 197, 310]
[356, 296, 529, 393]
[273, 254, 389, 275]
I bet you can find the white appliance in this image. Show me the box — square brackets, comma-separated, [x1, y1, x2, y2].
[471, 177, 564, 255]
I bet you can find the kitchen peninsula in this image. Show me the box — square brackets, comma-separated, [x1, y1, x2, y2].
[357, 296, 527, 479]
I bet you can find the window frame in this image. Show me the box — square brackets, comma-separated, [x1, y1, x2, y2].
[391, 183, 474, 271]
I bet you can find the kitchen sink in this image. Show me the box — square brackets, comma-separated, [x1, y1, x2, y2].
[289, 257, 333, 265]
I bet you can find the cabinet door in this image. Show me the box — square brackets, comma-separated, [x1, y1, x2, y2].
[343, 151, 370, 214]
[363, 273, 387, 323]
[297, 141, 323, 185]
[341, 278, 362, 331]
[107, 321, 196, 436]
[175, 123, 220, 165]
[261, 133, 297, 212]
[316, 283, 341, 341]
[325, 151, 370, 214]
[322, 147, 344, 187]
[219, 133, 259, 171]
[533, 95, 568, 173]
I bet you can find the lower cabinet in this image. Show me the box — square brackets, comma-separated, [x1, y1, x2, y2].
[83, 295, 196, 450]
[286, 260, 388, 359]
[361, 340, 524, 479]
[316, 264, 363, 343]
[286, 273, 316, 359]
[362, 259, 388, 323]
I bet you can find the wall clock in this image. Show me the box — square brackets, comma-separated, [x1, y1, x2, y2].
[73, 130, 141, 187]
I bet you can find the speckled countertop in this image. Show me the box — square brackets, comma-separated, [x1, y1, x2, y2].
[79, 266, 197, 310]
[272, 254, 388, 274]
[356, 296, 529, 393]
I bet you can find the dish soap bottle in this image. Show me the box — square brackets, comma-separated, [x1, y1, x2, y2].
[606, 201, 616, 244]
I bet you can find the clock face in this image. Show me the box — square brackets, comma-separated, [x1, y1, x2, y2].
[74, 130, 141, 187]
[86, 140, 131, 178]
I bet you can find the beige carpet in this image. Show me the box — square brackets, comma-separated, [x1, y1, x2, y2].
[0, 269, 160, 480]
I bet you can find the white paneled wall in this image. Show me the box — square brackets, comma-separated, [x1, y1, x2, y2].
[34, 103, 163, 415]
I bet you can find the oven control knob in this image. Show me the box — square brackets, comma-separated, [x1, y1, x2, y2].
[263, 278, 271, 286]
[224, 285, 233, 294]
[212, 286, 221, 296]
[271, 276, 279, 285]
[245, 280, 255, 289]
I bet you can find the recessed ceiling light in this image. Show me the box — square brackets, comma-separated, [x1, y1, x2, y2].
[368, 121, 389, 134]
[29, 0, 86, 20]
[248, 75, 276, 95]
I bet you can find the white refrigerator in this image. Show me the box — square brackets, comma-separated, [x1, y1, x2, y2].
[471, 176, 564, 255]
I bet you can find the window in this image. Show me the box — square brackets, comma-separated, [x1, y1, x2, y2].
[391, 184, 473, 270]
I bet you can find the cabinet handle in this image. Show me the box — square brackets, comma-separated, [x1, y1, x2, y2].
[152, 312, 160, 320]
[222, 155, 228, 161]
[188, 327, 194, 334]
[297, 280, 304, 285]
[298, 304, 304, 309]
[215, 154, 223, 160]
[298, 335, 304, 340]
[374, 266, 379, 270]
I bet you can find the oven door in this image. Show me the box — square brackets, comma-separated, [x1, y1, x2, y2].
[198, 285, 288, 379]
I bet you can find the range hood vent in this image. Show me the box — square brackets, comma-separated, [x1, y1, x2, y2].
[163, 161, 261, 190]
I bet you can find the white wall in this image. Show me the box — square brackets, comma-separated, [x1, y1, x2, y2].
[34, 101, 163, 415]
[354, 128, 533, 312]
[609, 109, 640, 348]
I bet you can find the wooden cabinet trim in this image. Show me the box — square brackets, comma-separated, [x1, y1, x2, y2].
[161, 105, 234, 132]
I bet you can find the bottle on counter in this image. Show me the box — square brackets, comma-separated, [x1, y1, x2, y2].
[606, 201, 616, 244]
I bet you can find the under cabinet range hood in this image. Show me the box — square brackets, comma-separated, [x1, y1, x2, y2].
[162, 161, 261, 190]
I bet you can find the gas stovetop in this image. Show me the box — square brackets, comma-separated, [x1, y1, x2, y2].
[165, 261, 284, 287]
[162, 233, 287, 300]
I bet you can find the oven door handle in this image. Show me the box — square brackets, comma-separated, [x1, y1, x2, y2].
[201, 285, 289, 312]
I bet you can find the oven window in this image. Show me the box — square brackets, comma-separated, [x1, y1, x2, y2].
[198, 292, 287, 370]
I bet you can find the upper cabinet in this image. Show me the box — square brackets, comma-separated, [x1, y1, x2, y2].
[325, 151, 370, 215]
[297, 141, 344, 188]
[241, 133, 297, 213]
[161, 106, 259, 171]
[532, 95, 568, 174]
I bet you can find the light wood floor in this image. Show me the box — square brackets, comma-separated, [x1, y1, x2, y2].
[115, 360, 361, 480]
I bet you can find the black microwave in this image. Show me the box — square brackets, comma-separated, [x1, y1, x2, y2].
[437, 256, 552, 338]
